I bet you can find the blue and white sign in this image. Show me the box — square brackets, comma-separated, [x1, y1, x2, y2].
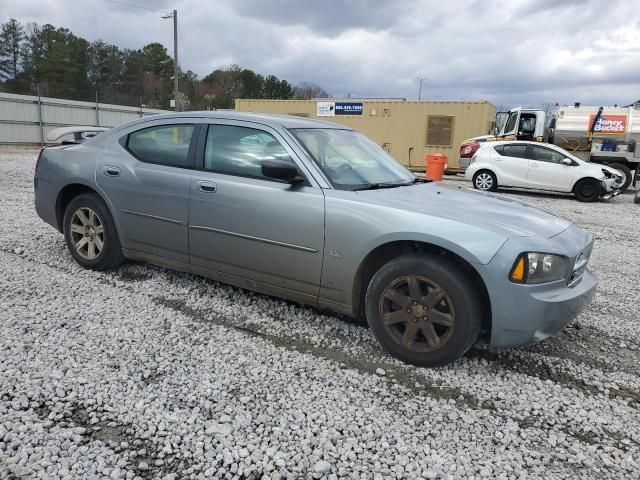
[335, 102, 363, 115]
[316, 101, 364, 116]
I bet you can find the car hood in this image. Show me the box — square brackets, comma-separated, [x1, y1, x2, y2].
[356, 182, 572, 239]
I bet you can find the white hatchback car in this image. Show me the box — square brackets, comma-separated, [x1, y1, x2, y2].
[464, 141, 623, 202]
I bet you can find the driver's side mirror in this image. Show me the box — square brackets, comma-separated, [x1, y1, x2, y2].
[562, 158, 573, 166]
[261, 159, 305, 184]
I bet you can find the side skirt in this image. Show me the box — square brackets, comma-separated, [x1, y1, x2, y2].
[121, 248, 355, 316]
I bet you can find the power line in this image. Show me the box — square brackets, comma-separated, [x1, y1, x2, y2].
[104, 0, 160, 13]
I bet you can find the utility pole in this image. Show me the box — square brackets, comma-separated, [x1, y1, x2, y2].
[417, 76, 427, 101]
[163, 9, 179, 111]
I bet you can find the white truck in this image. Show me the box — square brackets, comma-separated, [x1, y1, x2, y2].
[460, 103, 640, 191]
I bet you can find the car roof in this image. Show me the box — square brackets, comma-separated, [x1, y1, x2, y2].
[488, 140, 550, 146]
[123, 111, 350, 130]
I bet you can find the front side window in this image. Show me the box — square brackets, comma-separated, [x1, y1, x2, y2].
[290, 128, 415, 190]
[501, 144, 528, 158]
[204, 125, 296, 180]
[503, 112, 518, 134]
[127, 124, 195, 168]
[530, 146, 565, 164]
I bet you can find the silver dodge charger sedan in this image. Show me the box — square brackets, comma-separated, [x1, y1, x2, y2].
[34, 112, 596, 367]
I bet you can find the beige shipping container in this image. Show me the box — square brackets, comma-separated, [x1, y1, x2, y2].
[235, 99, 496, 169]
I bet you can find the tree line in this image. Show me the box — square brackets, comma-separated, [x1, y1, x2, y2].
[0, 18, 330, 110]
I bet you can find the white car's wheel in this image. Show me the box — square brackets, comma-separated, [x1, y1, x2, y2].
[473, 170, 497, 192]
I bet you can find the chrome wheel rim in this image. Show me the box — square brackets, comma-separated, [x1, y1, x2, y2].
[379, 276, 455, 353]
[70, 207, 104, 260]
[476, 173, 493, 190]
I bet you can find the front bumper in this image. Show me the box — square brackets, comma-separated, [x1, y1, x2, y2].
[600, 176, 623, 199]
[481, 224, 597, 347]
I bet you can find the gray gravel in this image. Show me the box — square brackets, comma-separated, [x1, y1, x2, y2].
[1, 149, 639, 480]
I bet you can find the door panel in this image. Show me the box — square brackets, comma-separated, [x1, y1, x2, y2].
[188, 122, 325, 298]
[526, 145, 575, 192]
[96, 122, 198, 263]
[189, 174, 325, 296]
[493, 144, 529, 187]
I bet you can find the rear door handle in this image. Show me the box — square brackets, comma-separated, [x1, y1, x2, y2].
[198, 181, 217, 193]
[103, 166, 120, 177]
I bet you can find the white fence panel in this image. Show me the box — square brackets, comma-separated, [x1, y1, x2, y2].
[0, 92, 169, 145]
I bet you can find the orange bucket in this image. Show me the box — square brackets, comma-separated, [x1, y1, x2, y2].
[425, 153, 448, 181]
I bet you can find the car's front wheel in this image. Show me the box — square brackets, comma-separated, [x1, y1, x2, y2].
[365, 254, 482, 367]
[472, 170, 497, 191]
[63, 193, 124, 270]
[573, 178, 601, 202]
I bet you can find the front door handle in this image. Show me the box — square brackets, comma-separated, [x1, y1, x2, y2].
[103, 166, 120, 177]
[198, 181, 217, 193]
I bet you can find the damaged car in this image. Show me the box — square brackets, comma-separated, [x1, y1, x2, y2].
[34, 113, 597, 367]
[465, 140, 623, 202]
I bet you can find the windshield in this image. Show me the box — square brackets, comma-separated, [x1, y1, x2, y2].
[290, 128, 415, 190]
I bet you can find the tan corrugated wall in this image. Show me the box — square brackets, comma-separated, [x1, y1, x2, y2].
[235, 99, 496, 169]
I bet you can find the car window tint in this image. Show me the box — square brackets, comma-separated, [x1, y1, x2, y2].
[501, 144, 527, 158]
[127, 125, 195, 168]
[493, 145, 504, 155]
[531, 146, 565, 164]
[204, 125, 296, 179]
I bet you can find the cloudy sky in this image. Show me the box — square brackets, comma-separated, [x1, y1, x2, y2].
[2, 0, 639, 106]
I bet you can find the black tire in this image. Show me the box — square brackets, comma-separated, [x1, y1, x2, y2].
[365, 254, 482, 367]
[609, 163, 632, 193]
[573, 178, 601, 202]
[472, 170, 498, 192]
[63, 193, 124, 270]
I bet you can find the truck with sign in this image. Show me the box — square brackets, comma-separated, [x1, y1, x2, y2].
[459, 104, 640, 191]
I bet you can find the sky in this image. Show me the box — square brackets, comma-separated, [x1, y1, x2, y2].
[1, 0, 639, 107]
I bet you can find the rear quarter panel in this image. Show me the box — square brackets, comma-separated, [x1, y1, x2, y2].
[34, 142, 118, 234]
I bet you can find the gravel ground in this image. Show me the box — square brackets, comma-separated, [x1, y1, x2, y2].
[1, 149, 639, 480]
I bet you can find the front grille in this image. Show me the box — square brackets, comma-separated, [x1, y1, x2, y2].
[568, 243, 593, 287]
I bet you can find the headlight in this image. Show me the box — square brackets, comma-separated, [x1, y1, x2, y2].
[509, 253, 566, 284]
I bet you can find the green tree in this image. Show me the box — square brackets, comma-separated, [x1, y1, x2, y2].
[0, 18, 25, 82]
[87, 40, 125, 103]
[263, 75, 293, 99]
[238, 68, 264, 99]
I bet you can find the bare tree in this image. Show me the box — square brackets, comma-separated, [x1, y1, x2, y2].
[293, 81, 330, 100]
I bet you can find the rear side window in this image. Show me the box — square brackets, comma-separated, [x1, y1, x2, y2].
[204, 124, 296, 180]
[127, 125, 195, 168]
[500, 144, 527, 158]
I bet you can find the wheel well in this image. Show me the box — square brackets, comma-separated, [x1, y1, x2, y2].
[473, 169, 497, 183]
[352, 241, 492, 342]
[55, 184, 98, 232]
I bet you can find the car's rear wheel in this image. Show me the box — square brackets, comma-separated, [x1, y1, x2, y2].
[365, 254, 482, 367]
[573, 178, 601, 202]
[473, 170, 497, 191]
[609, 163, 632, 193]
[63, 193, 124, 270]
